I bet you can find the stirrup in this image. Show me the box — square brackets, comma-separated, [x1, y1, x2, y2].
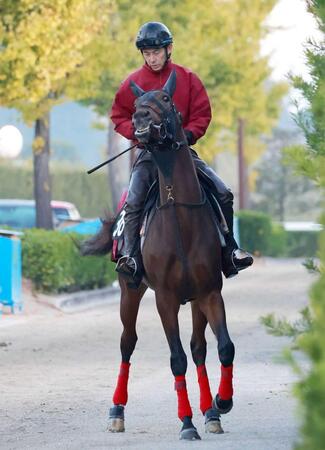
[116, 256, 143, 289]
[222, 248, 253, 279]
[116, 256, 137, 277]
[233, 248, 253, 271]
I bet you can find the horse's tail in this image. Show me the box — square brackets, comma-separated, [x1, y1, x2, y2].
[79, 215, 115, 256]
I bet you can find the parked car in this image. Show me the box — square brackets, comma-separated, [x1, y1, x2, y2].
[50, 200, 81, 221]
[0, 199, 81, 229]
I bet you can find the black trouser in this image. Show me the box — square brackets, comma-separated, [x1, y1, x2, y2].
[123, 148, 235, 257]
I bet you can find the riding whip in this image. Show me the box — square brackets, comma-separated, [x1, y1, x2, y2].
[87, 143, 138, 174]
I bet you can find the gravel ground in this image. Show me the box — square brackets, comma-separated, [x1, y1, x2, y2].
[0, 258, 314, 450]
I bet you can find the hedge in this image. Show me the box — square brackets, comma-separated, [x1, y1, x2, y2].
[22, 229, 116, 293]
[236, 210, 272, 255]
[0, 162, 111, 218]
[267, 222, 288, 257]
[286, 230, 320, 257]
[237, 210, 320, 257]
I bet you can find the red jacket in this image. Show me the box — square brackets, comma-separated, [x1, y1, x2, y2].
[111, 60, 212, 144]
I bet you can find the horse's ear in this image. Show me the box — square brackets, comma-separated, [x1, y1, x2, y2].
[129, 80, 145, 98]
[162, 70, 176, 97]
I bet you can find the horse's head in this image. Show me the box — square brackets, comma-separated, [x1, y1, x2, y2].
[130, 70, 183, 147]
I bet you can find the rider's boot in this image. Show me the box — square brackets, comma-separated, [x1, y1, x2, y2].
[115, 212, 143, 289]
[191, 150, 253, 278]
[115, 153, 155, 289]
[220, 204, 253, 278]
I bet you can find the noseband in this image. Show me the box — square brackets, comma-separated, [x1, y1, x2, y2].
[136, 92, 187, 151]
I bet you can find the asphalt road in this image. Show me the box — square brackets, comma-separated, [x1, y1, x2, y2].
[0, 258, 313, 450]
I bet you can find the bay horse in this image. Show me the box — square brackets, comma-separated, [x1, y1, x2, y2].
[83, 70, 235, 441]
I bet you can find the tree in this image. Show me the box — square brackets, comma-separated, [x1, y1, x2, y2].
[159, 0, 287, 160]
[251, 127, 321, 221]
[0, 0, 113, 227]
[70, 0, 160, 209]
[73, 0, 287, 208]
[277, 1, 325, 448]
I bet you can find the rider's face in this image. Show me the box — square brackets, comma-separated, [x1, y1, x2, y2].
[142, 45, 172, 71]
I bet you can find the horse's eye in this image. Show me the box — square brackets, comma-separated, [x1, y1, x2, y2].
[163, 95, 169, 102]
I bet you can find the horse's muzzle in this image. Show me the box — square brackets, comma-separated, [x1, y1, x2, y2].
[134, 125, 151, 143]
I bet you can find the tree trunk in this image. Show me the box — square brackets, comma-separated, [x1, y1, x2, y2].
[107, 119, 131, 212]
[278, 163, 287, 222]
[237, 117, 249, 210]
[33, 113, 53, 229]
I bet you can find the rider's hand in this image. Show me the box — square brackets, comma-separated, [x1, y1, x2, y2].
[184, 129, 195, 145]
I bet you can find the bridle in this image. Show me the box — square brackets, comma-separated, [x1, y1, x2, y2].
[134, 91, 187, 151]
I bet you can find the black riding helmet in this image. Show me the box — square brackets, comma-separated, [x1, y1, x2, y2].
[135, 22, 173, 50]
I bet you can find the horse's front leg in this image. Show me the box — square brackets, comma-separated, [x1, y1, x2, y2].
[156, 291, 201, 441]
[190, 301, 223, 434]
[198, 291, 235, 416]
[108, 278, 147, 432]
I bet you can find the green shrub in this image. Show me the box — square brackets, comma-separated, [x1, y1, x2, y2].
[236, 210, 272, 255]
[22, 229, 116, 293]
[286, 230, 320, 257]
[268, 222, 287, 257]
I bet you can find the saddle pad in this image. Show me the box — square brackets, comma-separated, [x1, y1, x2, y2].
[111, 191, 127, 262]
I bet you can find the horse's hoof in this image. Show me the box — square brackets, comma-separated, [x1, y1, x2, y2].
[180, 427, 201, 440]
[204, 408, 224, 434]
[179, 416, 201, 440]
[108, 405, 125, 433]
[213, 394, 233, 414]
[108, 417, 125, 432]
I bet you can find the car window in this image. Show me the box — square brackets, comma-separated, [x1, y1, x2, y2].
[0, 205, 36, 228]
[52, 207, 70, 220]
[52, 206, 80, 220]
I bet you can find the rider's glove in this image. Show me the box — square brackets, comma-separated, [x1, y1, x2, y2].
[184, 129, 195, 146]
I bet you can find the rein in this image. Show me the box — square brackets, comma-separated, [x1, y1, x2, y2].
[138, 93, 205, 210]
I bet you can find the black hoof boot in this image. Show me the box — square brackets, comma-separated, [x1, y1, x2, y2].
[204, 407, 224, 434]
[213, 394, 233, 414]
[108, 405, 125, 432]
[179, 416, 201, 440]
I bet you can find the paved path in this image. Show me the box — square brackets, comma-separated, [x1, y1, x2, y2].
[0, 258, 313, 449]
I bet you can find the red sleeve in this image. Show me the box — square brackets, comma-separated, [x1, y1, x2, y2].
[185, 73, 212, 144]
[110, 80, 136, 140]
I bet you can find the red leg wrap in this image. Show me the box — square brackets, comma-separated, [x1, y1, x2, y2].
[174, 375, 192, 420]
[112, 362, 130, 406]
[197, 364, 212, 414]
[218, 364, 233, 400]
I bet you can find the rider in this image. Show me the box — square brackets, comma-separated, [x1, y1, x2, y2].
[111, 21, 253, 287]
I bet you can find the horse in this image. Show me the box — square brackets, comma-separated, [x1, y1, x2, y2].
[82, 70, 235, 441]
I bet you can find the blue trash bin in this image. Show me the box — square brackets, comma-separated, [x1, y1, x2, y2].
[0, 230, 23, 313]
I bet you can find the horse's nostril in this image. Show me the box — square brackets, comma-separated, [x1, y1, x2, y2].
[145, 110, 150, 117]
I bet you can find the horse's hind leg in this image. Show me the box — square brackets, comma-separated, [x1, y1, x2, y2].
[156, 291, 200, 441]
[198, 291, 235, 416]
[190, 301, 223, 434]
[108, 278, 147, 432]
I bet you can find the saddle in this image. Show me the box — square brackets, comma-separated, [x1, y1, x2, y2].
[111, 170, 227, 262]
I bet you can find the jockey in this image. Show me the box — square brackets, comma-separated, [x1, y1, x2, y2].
[111, 21, 253, 287]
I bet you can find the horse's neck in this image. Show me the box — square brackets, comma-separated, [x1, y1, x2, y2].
[158, 143, 202, 205]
